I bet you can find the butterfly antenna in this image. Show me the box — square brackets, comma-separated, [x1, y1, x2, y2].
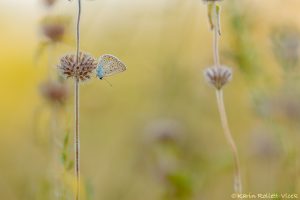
[103, 78, 113, 87]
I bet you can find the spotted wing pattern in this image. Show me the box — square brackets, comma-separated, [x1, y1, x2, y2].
[98, 54, 126, 77]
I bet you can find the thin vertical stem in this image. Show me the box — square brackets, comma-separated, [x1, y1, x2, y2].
[216, 90, 242, 193]
[213, 24, 220, 67]
[75, 0, 81, 200]
[76, 0, 81, 63]
[75, 79, 80, 200]
[212, 3, 220, 67]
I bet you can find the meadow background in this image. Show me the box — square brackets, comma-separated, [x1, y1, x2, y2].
[0, 0, 300, 199]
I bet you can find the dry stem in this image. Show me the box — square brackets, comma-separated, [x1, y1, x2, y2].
[211, 2, 242, 193]
[74, 0, 81, 199]
[216, 90, 242, 193]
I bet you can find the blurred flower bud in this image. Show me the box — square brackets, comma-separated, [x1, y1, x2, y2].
[39, 16, 71, 43]
[40, 80, 70, 104]
[41, 23, 65, 42]
[144, 119, 183, 144]
[42, 0, 56, 7]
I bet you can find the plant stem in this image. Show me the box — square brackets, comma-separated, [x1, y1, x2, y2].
[76, 0, 81, 63]
[75, 0, 81, 200]
[75, 79, 80, 200]
[216, 89, 242, 193]
[210, 3, 242, 192]
[212, 3, 220, 67]
[213, 22, 220, 67]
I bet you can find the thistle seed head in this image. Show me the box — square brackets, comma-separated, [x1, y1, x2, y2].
[204, 66, 232, 90]
[58, 52, 97, 82]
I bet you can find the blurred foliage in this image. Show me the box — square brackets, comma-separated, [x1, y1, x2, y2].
[271, 26, 300, 71]
[225, 0, 260, 80]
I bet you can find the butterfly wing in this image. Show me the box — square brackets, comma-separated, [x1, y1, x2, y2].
[98, 54, 126, 77]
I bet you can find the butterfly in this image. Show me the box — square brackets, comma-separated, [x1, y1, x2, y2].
[96, 54, 126, 80]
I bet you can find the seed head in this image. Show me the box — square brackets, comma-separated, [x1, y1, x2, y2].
[58, 52, 97, 82]
[204, 66, 232, 90]
[40, 80, 70, 104]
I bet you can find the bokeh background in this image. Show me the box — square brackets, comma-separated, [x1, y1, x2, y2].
[1, 0, 300, 199]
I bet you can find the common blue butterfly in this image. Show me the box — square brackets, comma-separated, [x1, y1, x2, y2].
[96, 54, 126, 80]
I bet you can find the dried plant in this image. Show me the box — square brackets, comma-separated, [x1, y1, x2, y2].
[56, 0, 126, 199]
[58, 52, 97, 82]
[35, 2, 75, 199]
[57, 50, 97, 200]
[74, 1, 82, 199]
[203, 1, 242, 193]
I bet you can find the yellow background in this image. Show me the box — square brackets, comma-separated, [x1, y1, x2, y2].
[0, 0, 300, 199]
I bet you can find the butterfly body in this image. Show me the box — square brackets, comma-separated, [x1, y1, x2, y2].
[96, 54, 126, 80]
[96, 66, 104, 79]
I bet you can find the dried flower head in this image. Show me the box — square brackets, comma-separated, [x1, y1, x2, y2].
[40, 16, 71, 42]
[43, 0, 56, 7]
[58, 52, 97, 82]
[40, 81, 70, 104]
[204, 66, 232, 90]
